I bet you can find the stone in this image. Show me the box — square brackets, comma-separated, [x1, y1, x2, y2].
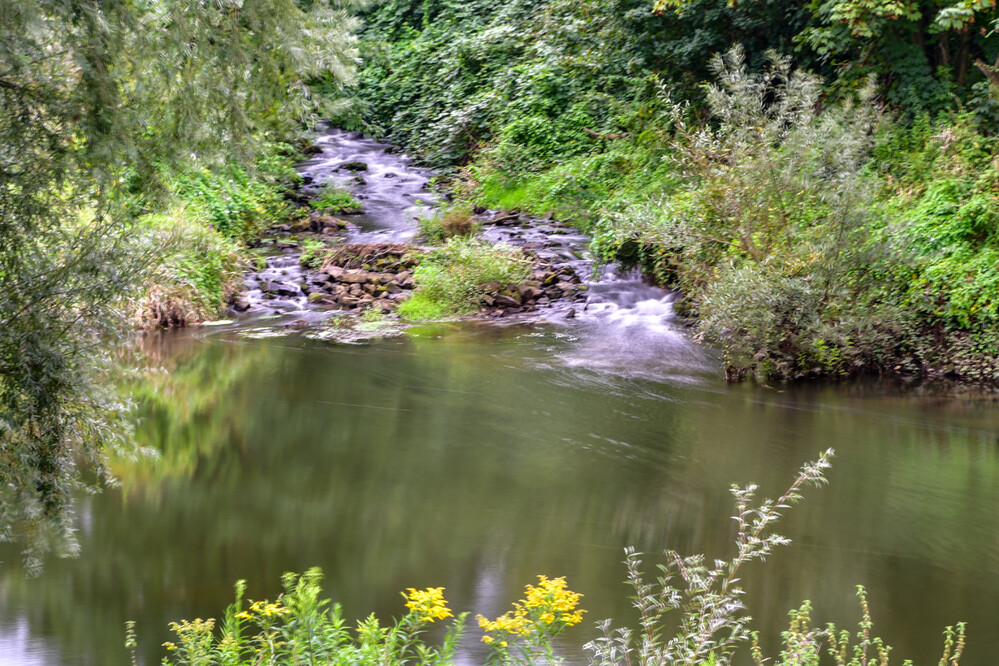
[338, 270, 368, 284]
[338, 160, 368, 171]
[494, 294, 522, 308]
[479, 280, 502, 294]
[556, 281, 576, 293]
[323, 265, 345, 279]
[372, 299, 394, 313]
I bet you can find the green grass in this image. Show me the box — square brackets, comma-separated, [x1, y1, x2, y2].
[397, 237, 530, 320]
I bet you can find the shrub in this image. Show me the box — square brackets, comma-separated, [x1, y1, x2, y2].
[313, 184, 363, 213]
[418, 206, 480, 244]
[134, 209, 248, 328]
[478, 576, 585, 665]
[144, 568, 466, 666]
[172, 165, 292, 243]
[398, 237, 531, 320]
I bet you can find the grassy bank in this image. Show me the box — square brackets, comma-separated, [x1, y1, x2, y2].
[133, 142, 304, 328]
[343, 0, 999, 385]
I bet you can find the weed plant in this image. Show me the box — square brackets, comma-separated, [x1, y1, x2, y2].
[398, 237, 531, 319]
[419, 207, 480, 244]
[136, 451, 967, 665]
[478, 576, 586, 665]
[314, 184, 363, 213]
[134, 209, 248, 328]
[142, 568, 466, 666]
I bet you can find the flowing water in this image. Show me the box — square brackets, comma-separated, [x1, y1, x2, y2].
[1, 131, 998, 666]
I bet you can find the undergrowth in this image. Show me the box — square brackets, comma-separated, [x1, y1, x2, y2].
[398, 237, 531, 319]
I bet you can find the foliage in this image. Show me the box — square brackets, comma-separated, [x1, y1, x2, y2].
[585, 450, 834, 666]
[398, 237, 531, 319]
[314, 184, 364, 213]
[477, 576, 585, 665]
[148, 567, 466, 666]
[354, 0, 816, 170]
[654, 0, 998, 114]
[418, 206, 480, 244]
[751, 588, 966, 665]
[134, 210, 249, 328]
[0, 0, 360, 566]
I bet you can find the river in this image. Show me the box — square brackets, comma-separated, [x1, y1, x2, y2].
[0, 131, 997, 665]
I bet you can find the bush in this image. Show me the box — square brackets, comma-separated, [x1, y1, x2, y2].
[398, 237, 531, 320]
[418, 206, 480, 244]
[139, 568, 467, 666]
[134, 209, 248, 328]
[313, 184, 363, 214]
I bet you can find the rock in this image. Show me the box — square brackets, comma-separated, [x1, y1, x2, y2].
[383, 172, 397, 178]
[340, 295, 360, 307]
[566, 308, 576, 319]
[556, 281, 576, 293]
[401, 277, 416, 289]
[233, 298, 250, 312]
[396, 270, 413, 282]
[338, 160, 368, 171]
[353, 175, 367, 184]
[323, 265, 345, 279]
[372, 299, 394, 313]
[494, 294, 522, 308]
[479, 281, 502, 294]
[480, 294, 495, 306]
[385, 283, 403, 294]
[265, 281, 299, 297]
[473, 205, 487, 215]
[338, 270, 368, 284]
[363, 283, 377, 295]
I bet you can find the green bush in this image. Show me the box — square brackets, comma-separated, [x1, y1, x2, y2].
[134, 209, 248, 328]
[172, 166, 291, 242]
[138, 568, 466, 666]
[398, 237, 531, 320]
[418, 206, 479, 244]
[313, 184, 363, 213]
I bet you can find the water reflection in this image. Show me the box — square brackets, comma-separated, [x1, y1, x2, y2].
[1, 325, 998, 665]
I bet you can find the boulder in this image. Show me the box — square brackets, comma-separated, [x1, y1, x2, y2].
[338, 160, 368, 171]
[494, 294, 522, 308]
[338, 270, 368, 284]
[479, 280, 502, 294]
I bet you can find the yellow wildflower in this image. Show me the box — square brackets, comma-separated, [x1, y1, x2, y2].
[404, 587, 453, 623]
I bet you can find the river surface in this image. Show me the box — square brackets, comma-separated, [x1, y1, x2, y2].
[1, 132, 998, 665]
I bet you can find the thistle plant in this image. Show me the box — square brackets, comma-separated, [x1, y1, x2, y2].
[477, 575, 586, 665]
[585, 449, 835, 666]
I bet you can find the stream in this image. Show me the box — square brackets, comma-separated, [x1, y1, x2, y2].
[1, 130, 998, 666]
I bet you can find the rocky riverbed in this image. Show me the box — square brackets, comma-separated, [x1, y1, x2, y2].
[237, 211, 590, 320]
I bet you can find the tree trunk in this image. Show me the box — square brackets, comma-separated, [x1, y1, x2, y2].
[974, 52, 999, 96]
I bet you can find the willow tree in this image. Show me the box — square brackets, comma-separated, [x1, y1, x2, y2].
[0, 0, 360, 572]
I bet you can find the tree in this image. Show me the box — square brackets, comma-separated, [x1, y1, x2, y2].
[0, 0, 360, 572]
[654, 0, 999, 111]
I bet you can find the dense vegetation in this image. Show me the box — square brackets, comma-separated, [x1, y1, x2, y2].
[344, 0, 999, 384]
[0, 0, 361, 568]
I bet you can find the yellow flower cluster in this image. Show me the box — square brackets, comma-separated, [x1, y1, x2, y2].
[404, 587, 453, 623]
[235, 599, 292, 621]
[477, 575, 585, 644]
